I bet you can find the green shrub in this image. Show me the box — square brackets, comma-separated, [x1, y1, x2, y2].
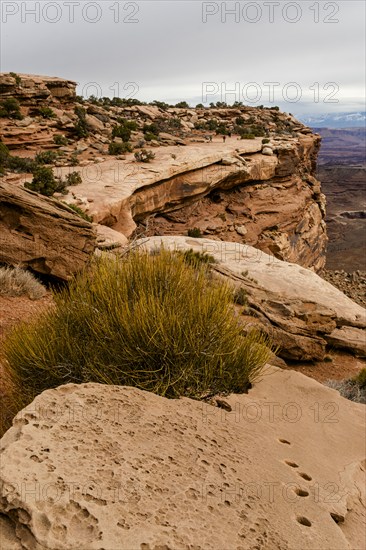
[0, 97, 23, 119]
[262, 138, 270, 144]
[233, 287, 247, 306]
[143, 123, 159, 136]
[37, 106, 56, 119]
[9, 72, 22, 86]
[3, 250, 272, 411]
[74, 106, 89, 138]
[134, 149, 155, 162]
[25, 166, 66, 196]
[178, 249, 216, 267]
[355, 368, 366, 389]
[108, 141, 133, 155]
[187, 227, 202, 238]
[144, 132, 159, 142]
[35, 150, 59, 165]
[196, 103, 205, 109]
[112, 119, 138, 142]
[54, 134, 68, 146]
[65, 171, 82, 186]
[69, 152, 80, 166]
[175, 101, 189, 108]
[240, 133, 255, 140]
[62, 202, 92, 222]
[7, 155, 38, 173]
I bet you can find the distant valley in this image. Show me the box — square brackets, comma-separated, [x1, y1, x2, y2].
[314, 126, 365, 272]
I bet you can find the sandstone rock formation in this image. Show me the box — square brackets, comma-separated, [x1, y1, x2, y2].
[0, 73, 76, 105]
[1, 73, 326, 271]
[1, 368, 365, 549]
[0, 181, 96, 280]
[137, 236, 366, 360]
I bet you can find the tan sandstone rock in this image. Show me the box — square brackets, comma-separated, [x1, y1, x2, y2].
[137, 236, 366, 360]
[0, 369, 365, 549]
[0, 181, 96, 280]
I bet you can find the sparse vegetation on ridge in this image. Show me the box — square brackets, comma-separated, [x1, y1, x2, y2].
[3, 250, 272, 413]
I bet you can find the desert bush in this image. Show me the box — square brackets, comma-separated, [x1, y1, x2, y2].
[144, 132, 159, 142]
[134, 149, 155, 162]
[74, 106, 89, 138]
[3, 250, 272, 411]
[0, 97, 23, 119]
[54, 134, 68, 146]
[143, 123, 159, 136]
[0, 266, 46, 300]
[233, 287, 247, 306]
[178, 249, 216, 267]
[112, 119, 138, 142]
[150, 100, 171, 111]
[25, 166, 66, 196]
[37, 106, 56, 119]
[62, 202, 92, 222]
[187, 227, 202, 238]
[10, 72, 22, 86]
[325, 377, 366, 404]
[69, 152, 80, 166]
[240, 133, 255, 140]
[7, 155, 38, 173]
[35, 150, 59, 165]
[355, 368, 366, 389]
[262, 138, 270, 144]
[65, 171, 82, 186]
[175, 101, 189, 108]
[108, 141, 133, 155]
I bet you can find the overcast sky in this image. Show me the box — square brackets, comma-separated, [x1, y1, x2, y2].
[1, 0, 365, 114]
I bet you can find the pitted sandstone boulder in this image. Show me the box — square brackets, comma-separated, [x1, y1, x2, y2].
[0, 369, 365, 549]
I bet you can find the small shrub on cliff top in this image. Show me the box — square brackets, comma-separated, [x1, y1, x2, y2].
[62, 202, 92, 222]
[25, 166, 66, 196]
[108, 141, 133, 155]
[134, 149, 155, 163]
[4, 250, 272, 411]
[187, 227, 202, 238]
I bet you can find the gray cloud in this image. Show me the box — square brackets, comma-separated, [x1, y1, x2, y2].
[1, 0, 365, 114]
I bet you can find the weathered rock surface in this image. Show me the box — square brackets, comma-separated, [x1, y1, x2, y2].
[0, 73, 76, 104]
[1, 369, 365, 549]
[0, 181, 96, 280]
[1, 73, 326, 271]
[137, 236, 366, 360]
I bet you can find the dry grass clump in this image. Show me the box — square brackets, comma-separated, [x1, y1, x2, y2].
[325, 368, 366, 404]
[3, 250, 272, 412]
[0, 266, 46, 300]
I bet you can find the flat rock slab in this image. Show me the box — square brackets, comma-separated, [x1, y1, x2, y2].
[1, 368, 365, 549]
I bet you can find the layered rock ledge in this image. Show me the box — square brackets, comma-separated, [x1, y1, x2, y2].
[137, 236, 366, 360]
[1, 72, 326, 271]
[0, 181, 96, 280]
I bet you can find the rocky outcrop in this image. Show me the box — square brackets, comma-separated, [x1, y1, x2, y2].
[0, 181, 96, 280]
[137, 236, 366, 360]
[0, 73, 76, 105]
[1, 73, 326, 271]
[1, 370, 365, 549]
[58, 134, 326, 271]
